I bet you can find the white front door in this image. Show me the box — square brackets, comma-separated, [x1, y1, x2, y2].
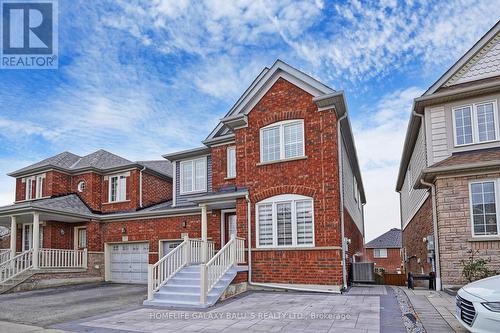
[161, 240, 183, 258]
[110, 242, 149, 284]
[228, 215, 237, 240]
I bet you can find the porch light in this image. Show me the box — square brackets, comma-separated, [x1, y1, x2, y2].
[121, 227, 126, 234]
[60, 229, 65, 235]
[182, 221, 187, 228]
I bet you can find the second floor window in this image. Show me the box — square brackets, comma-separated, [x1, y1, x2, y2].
[453, 101, 498, 146]
[180, 157, 207, 194]
[109, 175, 126, 202]
[373, 248, 388, 258]
[227, 146, 236, 178]
[260, 120, 304, 163]
[25, 175, 44, 200]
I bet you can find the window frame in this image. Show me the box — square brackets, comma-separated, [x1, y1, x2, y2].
[259, 119, 305, 163]
[75, 227, 87, 249]
[373, 248, 388, 258]
[255, 194, 315, 249]
[452, 100, 499, 147]
[468, 179, 500, 238]
[25, 177, 33, 200]
[226, 146, 236, 179]
[108, 174, 127, 203]
[77, 181, 86, 192]
[179, 157, 207, 195]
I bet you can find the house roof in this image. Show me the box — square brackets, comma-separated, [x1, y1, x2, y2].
[431, 147, 500, 168]
[365, 228, 402, 249]
[396, 22, 500, 191]
[8, 150, 172, 179]
[0, 194, 94, 217]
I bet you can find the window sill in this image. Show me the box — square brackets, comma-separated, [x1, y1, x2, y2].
[257, 156, 308, 166]
[103, 200, 130, 205]
[224, 176, 236, 180]
[468, 236, 500, 242]
[179, 190, 207, 196]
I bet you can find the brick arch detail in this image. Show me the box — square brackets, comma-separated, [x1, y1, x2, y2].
[253, 110, 309, 128]
[251, 185, 317, 202]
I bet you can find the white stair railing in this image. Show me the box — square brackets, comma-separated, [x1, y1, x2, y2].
[148, 238, 188, 300]
[0, 249, 33, 284]
[39, 249, 87, 269]
[0, 249, 10, 264]
[189, 239, 215, 264]
[200, 235, 237, 304]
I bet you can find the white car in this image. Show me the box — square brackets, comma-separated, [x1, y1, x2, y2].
[456, 275, 500, 332]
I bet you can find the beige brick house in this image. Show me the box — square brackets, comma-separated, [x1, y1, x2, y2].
[396, 21, 500, 290]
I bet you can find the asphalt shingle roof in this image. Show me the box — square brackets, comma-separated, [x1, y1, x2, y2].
[0, 194, 93, 216]
[365, 228, 402, 249]
[9, 150, 172, 178]
[430, 147, 500, 168]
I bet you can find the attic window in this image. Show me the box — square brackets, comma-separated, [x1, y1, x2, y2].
[77, 181, 86, 192]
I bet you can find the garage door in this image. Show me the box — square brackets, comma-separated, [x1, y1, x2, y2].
[110, 242, 149, 284]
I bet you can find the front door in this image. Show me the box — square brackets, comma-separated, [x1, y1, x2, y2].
[224, 214, 237, 244]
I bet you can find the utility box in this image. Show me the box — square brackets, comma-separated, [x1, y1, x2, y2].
[352, 262, 375, 283]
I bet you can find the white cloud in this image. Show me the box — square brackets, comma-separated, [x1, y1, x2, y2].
[353, 87, 425, 242]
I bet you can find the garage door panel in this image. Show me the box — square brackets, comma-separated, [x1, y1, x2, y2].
[109, 242, 149, 284]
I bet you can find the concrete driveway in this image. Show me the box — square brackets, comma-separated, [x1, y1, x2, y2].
[0, 282, 147, 327]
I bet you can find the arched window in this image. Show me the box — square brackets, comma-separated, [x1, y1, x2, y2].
[256, 194, 314, 248]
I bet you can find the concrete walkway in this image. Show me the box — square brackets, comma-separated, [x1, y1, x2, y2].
[0, 321, 70, 333]
[402, 288, 467, 333]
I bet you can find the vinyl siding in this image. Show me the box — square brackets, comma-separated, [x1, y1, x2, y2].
[341, 137, 363, 235]
[174, 155, 212, 206]
[401, 125, 429, 228]
[427, 106, 449, 164]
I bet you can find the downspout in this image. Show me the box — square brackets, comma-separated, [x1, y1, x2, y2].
[139, 166, 146, 208]
[420, 179, 442, 291]
[337, 112, 348, 290]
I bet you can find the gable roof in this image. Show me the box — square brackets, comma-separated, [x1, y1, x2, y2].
[204, 59, 335, 144]
[9, 150, 172, 178]
[425, 20, 500, 95]
[365, 228, 402, 249]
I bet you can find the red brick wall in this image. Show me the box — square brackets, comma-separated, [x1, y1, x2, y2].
[71, 172, 102, 211]
[231, 78, 343, 285]
[365, 248, 402, 273]
[344, 208, 364, 263]
[101, 170, 139, 213]
[211, 144, 236, 191]
[402, 196, 433, 275]
[91, 211, 221, 264]
[45, 171, 71, 197]
[141, 171, 172, 207]
[15, 178, 25, 201]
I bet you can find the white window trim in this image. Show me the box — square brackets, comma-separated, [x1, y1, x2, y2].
[25, 177, 33, 200]
[452, 100, 499, 147]
[256, 194, 315, 249]
[373, 248, 388, 258]
[22, 223, 43, 251]
[74, 226, 87, 249]
[179, 157, 207, 195]
[108, 174, 127, 203]
[35, 176, 43, 199]
[259, 119, 305, 163]
[468, 179, 500, 238]
[227, 146, 236, 179]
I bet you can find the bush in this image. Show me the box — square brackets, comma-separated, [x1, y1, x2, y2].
[461, 249, 498, 283]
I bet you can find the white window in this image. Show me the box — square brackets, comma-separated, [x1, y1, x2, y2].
[22, 224, 43, 251]
[77, 181, 86, 192]
[180, 157, 207, 194]
[373, 248, 388, 258]
[470, 181, 499, 236]
[109, 174, 126, 202]
[25, 178, 33, 200]
[256, 194, 314, 248]
[35, 176, 43, 199]
[453, 100, 498, 146]
[260, 120, 305, 163]
[227, 146, 236, 178]
[76, 227, 87, 248]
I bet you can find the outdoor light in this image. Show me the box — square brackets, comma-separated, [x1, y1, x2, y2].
[60, 229, 65, 236]
[121, 227, 126, 234]
[182, 221, 187, 228]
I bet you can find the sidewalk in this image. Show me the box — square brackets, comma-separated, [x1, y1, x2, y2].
[402, 288, 467, 333]
[0, 321, 70, 333]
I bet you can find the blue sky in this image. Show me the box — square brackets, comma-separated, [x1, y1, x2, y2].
[0, 0, 499, 241]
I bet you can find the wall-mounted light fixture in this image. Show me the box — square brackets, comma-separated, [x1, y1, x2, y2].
[182, 221, 187, 228]
[121, 227, 127, 234]
[60, 229, 65, 236]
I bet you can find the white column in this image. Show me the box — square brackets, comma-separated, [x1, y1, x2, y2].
[201, 204, 208, 263]
[10, 216, 17, 259]
[32, 212, 40, 269]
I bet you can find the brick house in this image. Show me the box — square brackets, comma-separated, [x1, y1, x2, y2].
[0, 60, 366, 306]
[396, 22, 500, 290]
[365, 228, 402, 274]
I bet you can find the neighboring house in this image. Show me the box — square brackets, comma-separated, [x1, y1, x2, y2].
[0, 60, 366, 306]
[365, 228, 402, 274]
[396, 22, 500, 290]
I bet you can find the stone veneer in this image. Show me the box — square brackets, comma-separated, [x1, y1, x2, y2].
[435, 172, 500, 287]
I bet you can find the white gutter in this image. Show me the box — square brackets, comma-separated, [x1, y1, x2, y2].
[420, 179, 442, 291]
[139, 166, 146, 208]
[337, 112, 348, 290]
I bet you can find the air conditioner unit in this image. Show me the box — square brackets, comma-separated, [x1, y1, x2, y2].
[352, 262, 375, 283]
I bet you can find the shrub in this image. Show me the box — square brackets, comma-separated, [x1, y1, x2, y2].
[461, 249, 498, 283]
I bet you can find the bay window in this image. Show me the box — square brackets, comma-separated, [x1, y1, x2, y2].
[453, 100, 498, 146]
[260, 120, 304, 163]
[256, 194, 314, 247]
[180, 157, 207, 194]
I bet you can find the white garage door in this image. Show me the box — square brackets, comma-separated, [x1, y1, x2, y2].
[110, 242, 149, 284]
